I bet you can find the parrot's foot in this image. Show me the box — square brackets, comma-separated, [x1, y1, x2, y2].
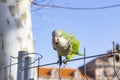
[57, 60, 62, 66]
[63, 59, 67, 65]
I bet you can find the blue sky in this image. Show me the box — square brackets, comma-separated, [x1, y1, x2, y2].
[31, 0, 120, 68]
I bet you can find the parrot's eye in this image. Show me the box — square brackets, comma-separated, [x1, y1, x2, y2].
[59, 35, 62, 37]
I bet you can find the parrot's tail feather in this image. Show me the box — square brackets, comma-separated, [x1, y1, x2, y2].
[77, 52, 84, 56]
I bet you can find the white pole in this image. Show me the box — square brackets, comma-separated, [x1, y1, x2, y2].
[0, 0, 34, 80]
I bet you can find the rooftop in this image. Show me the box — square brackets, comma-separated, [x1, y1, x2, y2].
[37, 67, 91, 79]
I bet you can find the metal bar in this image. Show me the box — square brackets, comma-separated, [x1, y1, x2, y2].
[9, 57, 12, 79]
[58, 63, 61, 80]
[5, 67, 7, 80]
[9, 56, 18, 79]
[37, 58, 40, 80]
[27, 58, 42, 66]
[24, 53, 43, 59]
[24, 56, 34, 80]
[17, 51, 28, 80]
[113, 41, 120, 79]
[84, 47, 89, 80]
[0, 68, 1, 80]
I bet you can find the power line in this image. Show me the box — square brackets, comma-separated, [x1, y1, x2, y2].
[32, 1, 120, 10]
[32, 0, 53, 11]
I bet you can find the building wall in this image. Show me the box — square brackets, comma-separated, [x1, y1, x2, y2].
[79, 50, 120, 80]
[95, 52, 120, 80]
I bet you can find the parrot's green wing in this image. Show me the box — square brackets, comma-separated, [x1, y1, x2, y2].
[61, 32, 83, 60]
[70, 35, 79, 54]
[70, 34, 84, 56]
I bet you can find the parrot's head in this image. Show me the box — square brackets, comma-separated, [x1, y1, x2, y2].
[52, 30, 63, 44]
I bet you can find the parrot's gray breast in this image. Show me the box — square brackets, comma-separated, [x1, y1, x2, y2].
[53, 37, 70, 56]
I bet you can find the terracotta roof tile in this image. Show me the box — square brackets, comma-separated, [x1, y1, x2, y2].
[37, 67, 78, 79]
[37, 67, 93, 79]
[37, 67, 52, 77]
[57, 68, 76, 78]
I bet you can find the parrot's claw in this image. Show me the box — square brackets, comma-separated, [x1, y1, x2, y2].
[57, 60, 62, 66]
[57, 60, 60, 64]
[63, 59, 67, 65]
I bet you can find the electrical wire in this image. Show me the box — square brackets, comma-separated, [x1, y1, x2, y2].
[32, 0, 53, 11]
[32, 1, 120, 10]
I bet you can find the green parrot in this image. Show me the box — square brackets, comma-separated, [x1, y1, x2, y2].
[52, 29, 83, 66]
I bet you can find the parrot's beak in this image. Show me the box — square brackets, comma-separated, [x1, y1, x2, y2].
[54, 36, 58, 44]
